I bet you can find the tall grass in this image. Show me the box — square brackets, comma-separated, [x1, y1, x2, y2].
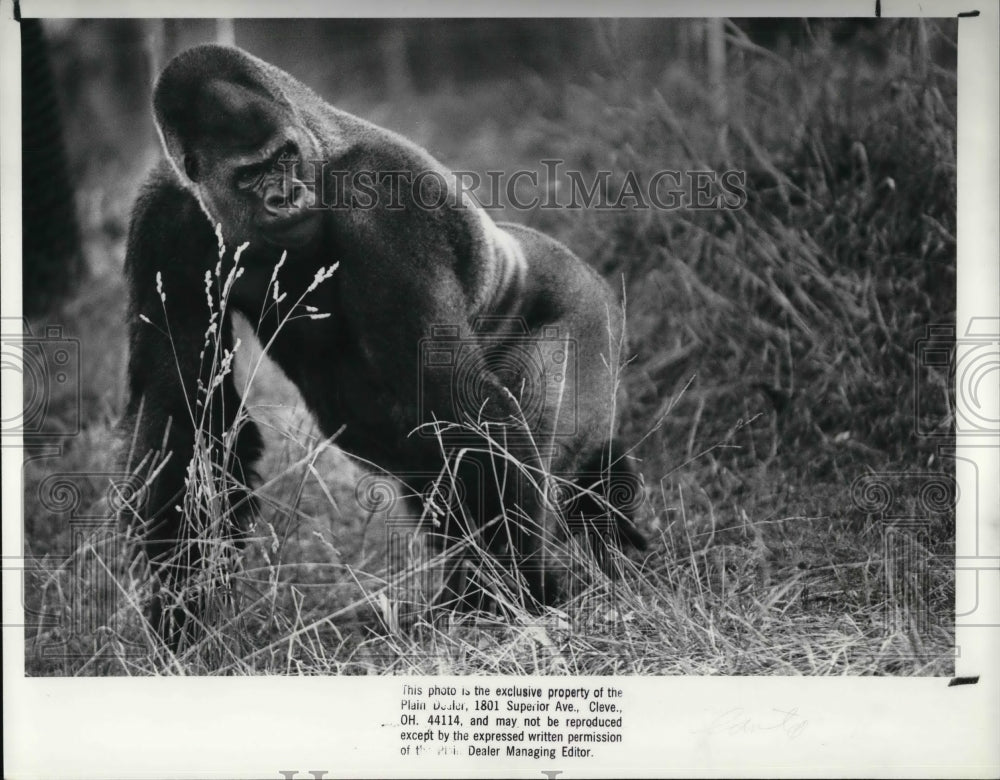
[513, 20, 956, 478]
[24, 19, 956, 675]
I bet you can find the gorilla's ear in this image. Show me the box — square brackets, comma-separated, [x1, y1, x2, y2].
[182, 154, 200, 183]
[153, 80, 198, 182]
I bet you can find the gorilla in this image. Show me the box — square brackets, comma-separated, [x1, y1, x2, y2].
[122, 44, 646, 647]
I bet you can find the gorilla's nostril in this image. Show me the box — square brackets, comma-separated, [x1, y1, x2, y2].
[264, 192, 284, 211]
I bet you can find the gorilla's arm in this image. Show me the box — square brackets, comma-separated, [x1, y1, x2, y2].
[332, 195, 560, 602]
[121, 166, 263, 642]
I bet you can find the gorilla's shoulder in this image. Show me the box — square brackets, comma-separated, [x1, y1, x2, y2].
[131, 161, 206, 229]
[126, 161, 215, 285]
[496, 221, 574, 257]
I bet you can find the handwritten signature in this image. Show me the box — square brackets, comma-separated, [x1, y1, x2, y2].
[694, 706, 809, 739]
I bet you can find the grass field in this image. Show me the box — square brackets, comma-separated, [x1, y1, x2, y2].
[22, 19, 957, 675]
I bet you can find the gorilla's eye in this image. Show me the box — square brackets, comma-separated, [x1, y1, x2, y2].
[235, 165, 266, 191]
[183, 154, 200, 182]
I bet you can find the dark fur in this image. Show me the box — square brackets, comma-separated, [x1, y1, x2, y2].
[123, 45, 645, 646]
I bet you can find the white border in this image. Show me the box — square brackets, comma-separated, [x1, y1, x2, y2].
[2, 1, 998, 778]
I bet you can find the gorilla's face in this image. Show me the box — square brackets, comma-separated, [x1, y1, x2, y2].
[178, 80, 324, 250]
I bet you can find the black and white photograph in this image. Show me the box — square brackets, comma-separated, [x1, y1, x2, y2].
[3, 1, 997, 777]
